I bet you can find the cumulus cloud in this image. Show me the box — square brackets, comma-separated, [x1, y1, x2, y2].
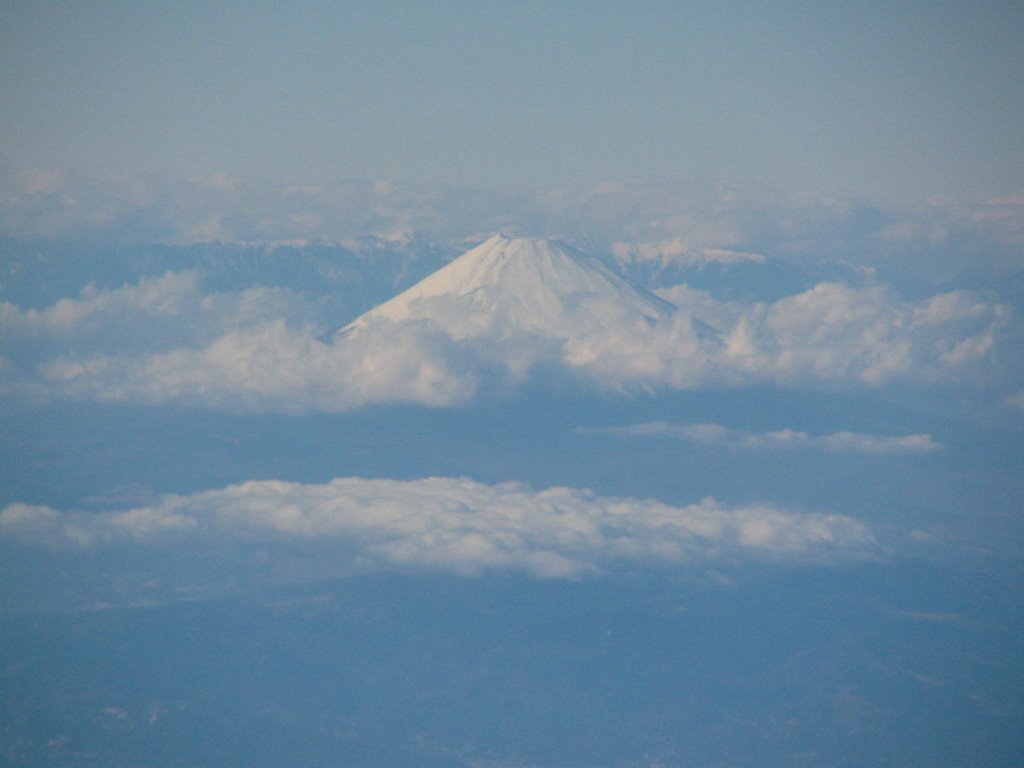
[0, 271, 312, 360]
[0, 500, 196, 547]
[39, 317, 480, 412]
[703, 282, 1007, 387]
[559, 281, 1008, 391]
[579, 422, 943, 455]
[0, 270, 1011, 411]
[0, 477, 876, 578]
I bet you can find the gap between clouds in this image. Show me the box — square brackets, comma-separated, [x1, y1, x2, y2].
[577, 422, 943, 455]
[0, 477, 876, 579]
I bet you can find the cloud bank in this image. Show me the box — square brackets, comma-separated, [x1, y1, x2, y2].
[3, 169, 1023, 286]
[0, 477, 876, 579]
[0, 270, 1011, 411]
[579, 422, 943, 455]
[0, 271, 311, 358]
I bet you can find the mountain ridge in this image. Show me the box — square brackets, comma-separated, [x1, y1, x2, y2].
[340, 234, 677, 341]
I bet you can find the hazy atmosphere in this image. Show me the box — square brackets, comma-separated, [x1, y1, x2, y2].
[2, 3, 1023, 767]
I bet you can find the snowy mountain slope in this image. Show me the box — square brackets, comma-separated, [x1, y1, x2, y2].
[341, 234, 677, 341]
[609, 241, 875, 302]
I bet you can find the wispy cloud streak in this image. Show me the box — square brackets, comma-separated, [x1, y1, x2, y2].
[579, 422, 943, 455]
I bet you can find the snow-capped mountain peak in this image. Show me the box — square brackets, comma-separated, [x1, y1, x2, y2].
[341, 234, 675, 340]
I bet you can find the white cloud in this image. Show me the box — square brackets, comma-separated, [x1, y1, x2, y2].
[580, 422, 943, 455]
[0, 499, 196, 547]
[3, 168, 1022, 287]
[711, 282, 1007, 386]
[0, 477, 876, 578]
[1, 269, 1013, 412]
[570, 281, 1008, 390]
[818, 432, 940, 454]
[40, 317, 480, 412]
[0, 271, 310, 359]
[0, 502, 66, 543]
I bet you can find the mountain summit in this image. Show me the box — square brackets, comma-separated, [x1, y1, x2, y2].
[341, 234, 675, 340]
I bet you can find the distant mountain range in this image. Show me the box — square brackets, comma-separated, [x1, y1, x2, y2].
[0, 234, 457, 316]
[608, 241, 875, 301]
[0, 231, 883, 318]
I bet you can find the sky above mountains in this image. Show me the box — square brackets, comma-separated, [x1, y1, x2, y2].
[2, 2, 1022, 290]
[2, 1, 1022, 205]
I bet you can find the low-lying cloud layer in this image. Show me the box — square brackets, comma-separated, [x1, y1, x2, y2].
[580, 422, 943, 455]
[0, 270, 1012, 412]
[0, 477, 876, 579]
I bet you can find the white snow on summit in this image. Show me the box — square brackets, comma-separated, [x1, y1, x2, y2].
[341, 234, 676, 341]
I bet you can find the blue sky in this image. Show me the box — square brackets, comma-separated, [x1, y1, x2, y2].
[2, 1, 1022, 201]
